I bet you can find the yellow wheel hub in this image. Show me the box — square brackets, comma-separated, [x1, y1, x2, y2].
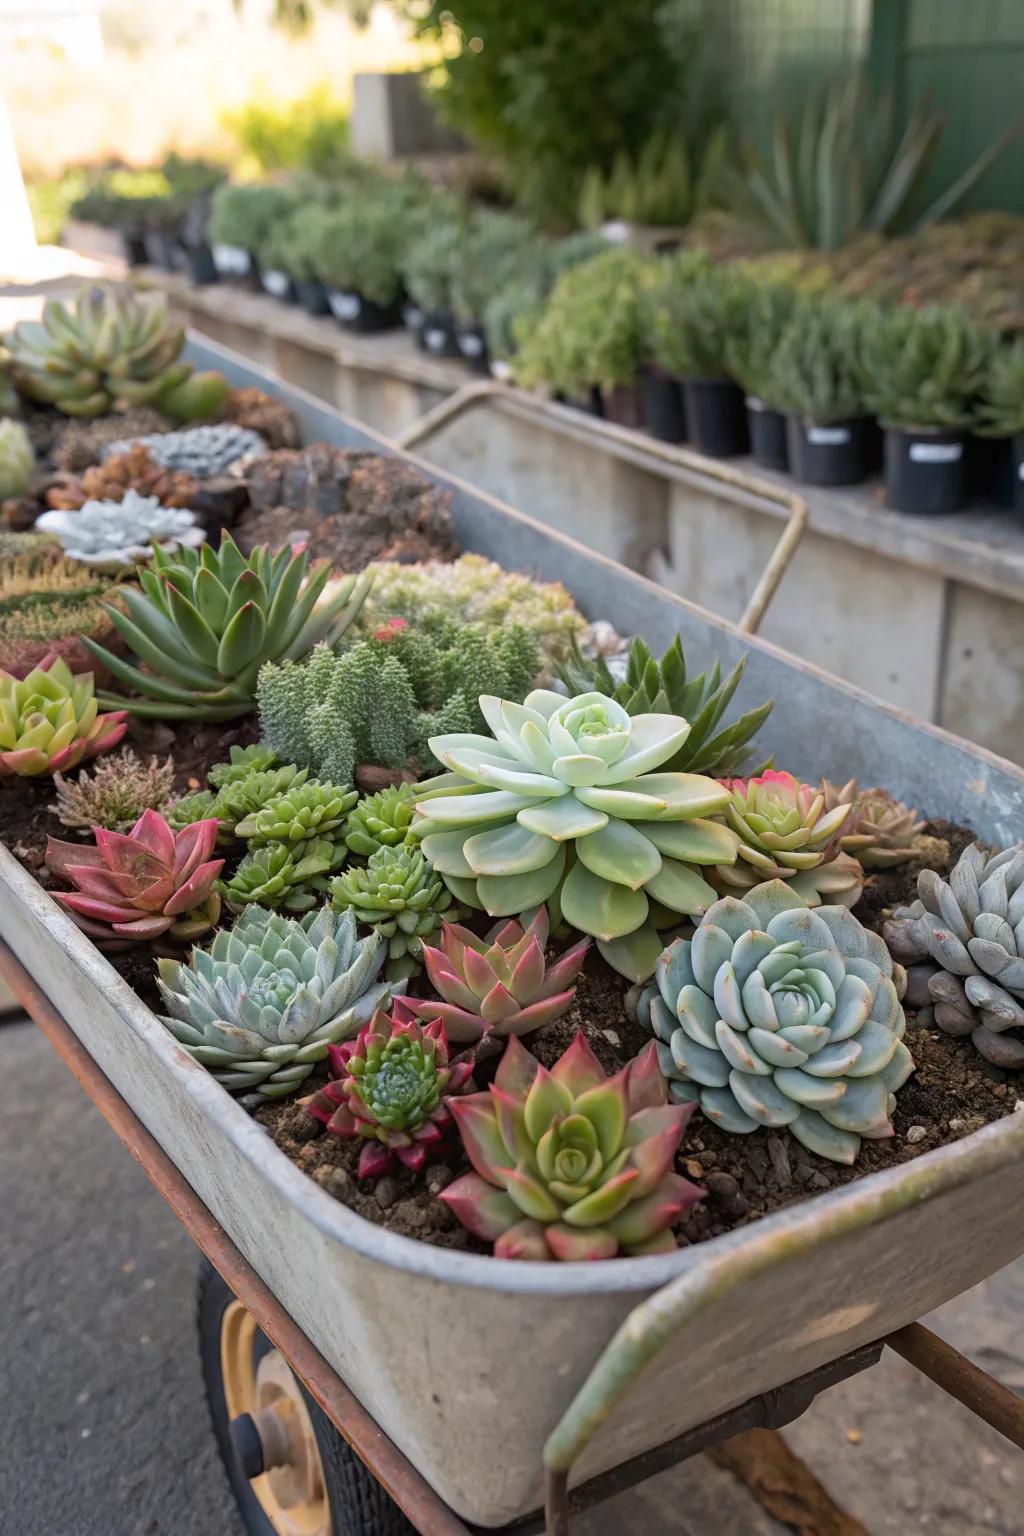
[221, 1299, 330, 1536]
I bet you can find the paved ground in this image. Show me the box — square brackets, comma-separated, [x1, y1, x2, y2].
[2, 1018, 1022, 1536]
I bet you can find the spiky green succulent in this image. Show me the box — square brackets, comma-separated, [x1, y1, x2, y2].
[344, 783, 417, 857]
[0, 418, 34, 498]
[85, 532, 373, 720]
[235, 780, 357, 847]
[412, 689, 735, 982]
[157, 905, 390, 1099]
[558, 635, 773, 778]
[221, 838, 345, 914]
[7, 286, 193, 418]
[632, 881, 914, 1165]
[329, 844, 456, 980]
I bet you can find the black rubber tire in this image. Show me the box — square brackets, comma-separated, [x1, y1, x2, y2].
[197, 1258, 416, 1536]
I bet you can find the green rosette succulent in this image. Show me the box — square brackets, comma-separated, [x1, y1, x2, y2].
[632, 881, 914, 1165]
[235, 780, 357, 847]
[713, 770, 863, 908]
[344, 782, 417, 857]
[208, 743, 279, 788]
[413, 689, 735, 982]
[212, 764, 308, 837]
[157, 905, 390, 1099]
[166, 789, 219, 834]
[221, 838, 344, 914]
[329, 844, 456, 980]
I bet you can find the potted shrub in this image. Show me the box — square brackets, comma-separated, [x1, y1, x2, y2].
[310, 194, 407, 333]
[642, 254, 751, 455]
[450, 210, 543, 374]
[859, 302, 995, 514]
[402, 218, 464, 357]
[726, 278, 801, 472]
[256, 209, 326, 314]
[764, 294, 873, 486]
[516, 245, 654, 424]
[208, 184, 296, 286]
[977, 338, 1024, 514]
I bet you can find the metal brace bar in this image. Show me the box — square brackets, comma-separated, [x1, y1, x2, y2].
[888, 1323, 1024, 1450]
[394, 381, 809, 636]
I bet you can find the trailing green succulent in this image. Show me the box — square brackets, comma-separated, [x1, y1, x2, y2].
[157, 905, 390, 1099]
[330, 844, 456, 980]
[0, 655, 127, 777]
[208, 763, 309, 838]
[978, 340, 1024, 439]
[256, 621, 540, 785]
[344, 783, 417, 858]
[0, 418, 34, 498]
[441, 1031, 703, 1260]
[632, 880, 914, 1165]
[640, 254, 752, 379]
[302, 1002, 475, 1178]
[558, 634, 772, 778]
[884, 843, 1024, 1070]
[857, 301, 995, 430]
[763, 295, 868, 423]
[167, 789, 219, 833]
[6, 286, 215, 420]
[359, 554, 584, 674]
[413, 689, 736, 981]
[713, 771, 863, 909]
[235, 778, 357, 847]
[85, 532, 373, 720]
[578, 125, 730, 231]
[221, 837, 345, 914]
[53, 748, 174, 833]
[516, 246, 655, 396]
[722, 70, 1023, 251]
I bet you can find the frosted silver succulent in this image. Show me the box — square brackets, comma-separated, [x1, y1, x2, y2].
[102, 424, 267, 478]
[884, 843, 1024, 1069]
[36, 490, 204, 570]
[631, 880, 914, 1164]
[157, 904, 391, 1099]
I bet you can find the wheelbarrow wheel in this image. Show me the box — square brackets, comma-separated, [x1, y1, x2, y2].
[197, 1258, 416, 1536]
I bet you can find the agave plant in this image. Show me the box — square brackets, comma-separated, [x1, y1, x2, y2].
[0, 654, 127, 777]
[713, 770, 863, 908]
[330, 845, 456, 980]
[884, 843, 1024, 1069]
[302, 1001, 475, 1178]
[235, 780, 357, 847]
[7, 286, 194, 418]
[344, 783, 417, 858]
[46, 809, 223, 944]
[820, 779, 926, 869]
[83, 531, 373, 720]
[36, 491, 205, 570]
[557, 634, 772, 778]
[157, 905, 390, 1098]
[221, 838, 344, 914]
[441, 1032, 703, 1260]
[632, 881, 914, 1164]
[413, 689, 734, 982]
[400, 909, 589, 1043]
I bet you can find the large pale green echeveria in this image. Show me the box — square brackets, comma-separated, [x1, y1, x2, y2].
[632, 880, 914, 1164]
[413, 690, 736, 982]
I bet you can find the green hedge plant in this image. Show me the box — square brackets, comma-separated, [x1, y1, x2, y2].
[640, 253, 751, 380]
[857, 302, 995, 431]
[516, 246, 655, 397]
[978, 339, 1024, 439]
[764, 295, 869, 424]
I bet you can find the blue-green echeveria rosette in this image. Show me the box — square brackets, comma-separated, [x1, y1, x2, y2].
[413, 689, 736, 981]
[632, 880, 914, 1165]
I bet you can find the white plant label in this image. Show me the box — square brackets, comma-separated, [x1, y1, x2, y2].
[909, 442, 962, 464]
[213, 243, 251, 276]
[745, 396, 767, 412]
[459, 333, 485, 358]
[403, 305, 423, 328]
[808, 426, 851, 446]
[424, 328, 448, 353]
[263, 270, 290, 297]
[329, 292, 362, 321]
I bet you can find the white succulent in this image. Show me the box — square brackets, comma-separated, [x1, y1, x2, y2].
[36, 490, 205, 570]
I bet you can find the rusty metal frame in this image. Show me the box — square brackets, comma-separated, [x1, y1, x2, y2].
[4, 933, 1023, 1536]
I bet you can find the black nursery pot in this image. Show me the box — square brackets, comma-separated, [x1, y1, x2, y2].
[260, 268, 297, 303]
[456, 322, 490, 375]
[785, 415, 871, 487]
[555, 388, 604, 419]
[122, 233, 149, 267]
[640, 367, 686, 444]
[682, 377, 749, 458]
[1014, 435, 1024, 516]
[884, 426, 968, 515]
[601, 383, 645, 431]
[327, 288, 403, 333]
[968, 433, 1014, 509]
[212, 243, 257, 283]
[402, 300, 424, 337]
[745, 397, 789, 473]
[142, 230, 177, 270]
[295, 278, 330, 316]
[183, 242, 218, 285]
[417, 309, 462, 358]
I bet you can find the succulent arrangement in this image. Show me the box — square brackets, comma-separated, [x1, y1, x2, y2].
[764, 295, 868, 422]
[632, 881, 914, 1164]
[308, 197, 408, 309]
[413, 688, 734, 980]
[157, 905, 390, 1098]
[977, 339, 1024, 439]
[885, 844, 1024, 1069]
[85, 532, 373, 720]
[102, 424, 267, 478]
[516, 246, 655, 397]
[36, 491, 205, 570]
[441, 1032, 704, 1260]
[0, 655, 127, 776]
[302, 1001, 475, 1178]
[641, 254, 751, 380]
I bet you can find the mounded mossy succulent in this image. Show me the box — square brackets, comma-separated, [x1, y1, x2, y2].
[53, 748, 174, 833]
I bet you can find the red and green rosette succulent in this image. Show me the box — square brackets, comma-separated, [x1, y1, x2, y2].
[303, 1001, 475, 1180]
[441, 1032, 703, 1261]
[401, 908, 589, 1043]
[45, 808, 223, 943]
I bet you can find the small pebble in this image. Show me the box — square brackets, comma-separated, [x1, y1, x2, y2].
[425, 1164, 454, 1195]
[392, 1199, 429, 1232]
[313, 1166, 353, 1201]
[289, 1109, 322, 1144]
[846, 1428, 863, 1445]
[807, 1172, 830, 1191]
[601, 1028, 621, 1047]
[766, 1133, 792, 1186]
[905, 1125, 928, 1144]
[683, 1158, 704, 1180]
[374, 1177, 401, 1211]
[1014, 1100, 1024, 1114]
[705, 1170, 748, 1216]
